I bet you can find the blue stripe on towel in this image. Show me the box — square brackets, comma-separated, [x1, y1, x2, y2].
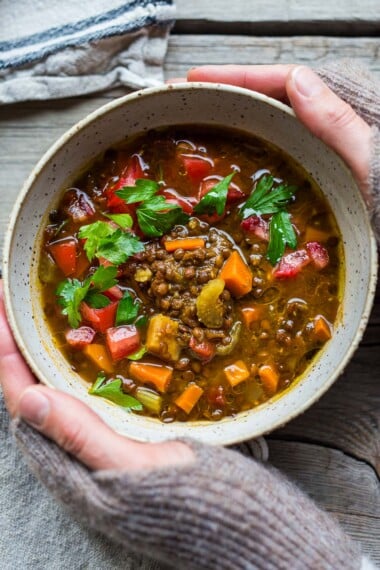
[0, 0, 173, 70]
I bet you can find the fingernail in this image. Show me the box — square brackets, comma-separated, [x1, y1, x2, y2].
[18, 389, 50, 428]
[291, 66, 325, 98]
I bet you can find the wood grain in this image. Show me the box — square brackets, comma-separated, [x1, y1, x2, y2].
[174, 0, 380, 34]
[0, 25, 379, 563]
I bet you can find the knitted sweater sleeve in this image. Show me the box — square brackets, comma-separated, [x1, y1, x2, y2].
[11, 63, 380, 570]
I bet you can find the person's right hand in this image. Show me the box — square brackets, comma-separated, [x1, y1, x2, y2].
[187, 65, 373, 206]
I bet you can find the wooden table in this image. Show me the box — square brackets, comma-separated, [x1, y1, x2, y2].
[1, 1, 379, 564]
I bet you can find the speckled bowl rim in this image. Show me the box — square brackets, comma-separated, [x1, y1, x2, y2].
[2, 82, 378, 445]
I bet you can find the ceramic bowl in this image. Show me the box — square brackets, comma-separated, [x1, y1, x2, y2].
[3, 83, 378, 445]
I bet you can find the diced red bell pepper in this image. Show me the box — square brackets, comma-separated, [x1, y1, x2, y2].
[48, 238, 77, 276]
[189, 336, 216, 362]
[241, 215, 269, 242]
[103, 285, 124, 301]
[273, 249, 311, 279]
[106, 325, 140, 361]
[306, 242, 329, 270]
[161, 188, 197, 215]
[199, 176, 244, 204]
[65, 326, 96, 349]
[181, 155, 213, 184]
[80, 301, 118, 333]
[105, 155, 144, 213]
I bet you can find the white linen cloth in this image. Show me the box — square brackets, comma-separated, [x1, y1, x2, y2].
[0, 0, 175, 103]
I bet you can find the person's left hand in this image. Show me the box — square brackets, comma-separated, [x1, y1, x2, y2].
[0, 282, 193, 471]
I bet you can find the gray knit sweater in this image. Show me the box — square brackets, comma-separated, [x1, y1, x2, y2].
[12, 63, 380, 570]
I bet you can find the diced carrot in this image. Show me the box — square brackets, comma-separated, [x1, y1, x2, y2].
[224, 360, 250, 387]
[258, 364, 279, 395]
[303, 226, 330, 244]
[129, 362, 173, 393]
[175, 384, 204, 414]
[106, 325, 140, 361]
[241, 306, 263, 327]
[48, 238, 77, 276]
[219, 250, 253, 297]
[313, 315, 332, 342]
[164, 238, 205, 252]
[83, 343, 114, 373]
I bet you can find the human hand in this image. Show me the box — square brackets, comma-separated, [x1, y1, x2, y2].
[0, 282, 193, 471]
[187, 64, 373, 206]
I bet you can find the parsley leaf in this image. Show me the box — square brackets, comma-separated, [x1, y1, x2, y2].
[56, 266, 117, 327]
[104, 213, 133, 229]
[267, 211, 297, 265]
[90, 265, 118, 291]
[56, 277, 91, 328]
[194, 173, 235, 216]
[137, 196, 189, 237]
[96, 230, 144, 265]
[78, 221, 144, 264]
[116, 179, 159, 203]
[240, 175, 296, 219]
[78, 221, 114, 261]
[89, 374, 143, 411]
[116, 291, 141, 326]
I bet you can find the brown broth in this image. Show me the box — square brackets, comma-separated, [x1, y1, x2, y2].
[38, 126, 344, 422]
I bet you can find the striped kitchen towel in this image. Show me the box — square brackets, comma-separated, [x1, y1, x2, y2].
[0, 0, 175, 104]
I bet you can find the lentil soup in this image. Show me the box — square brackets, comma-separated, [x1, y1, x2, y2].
[39, 126, 343, 422]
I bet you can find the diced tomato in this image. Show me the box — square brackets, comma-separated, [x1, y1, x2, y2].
[61, 189, 95, 223]
[306, 242, 329, 270]
[161, 188, 197, 215]
[105, 155, 144, 213]
[106, 325, 140, 361]
[181, 155, 213, 184]
[80, 301, 118, 333]
[73, 249, 91, 278]
[103, 285, 124, 301]
[241, 215, 269, 242]
[207, 385, 226, 407]
[273, 249, 311, 279]
[65, 326, 96, 349]
[199, 176, 244, 204]
[48, 238, 77, 276]
[226, 185, 245, 204]
[189, 336, 216, 362]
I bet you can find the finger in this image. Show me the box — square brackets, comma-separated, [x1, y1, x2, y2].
[17, 385, 193, 471]
[187, 64, 295, 101]
[286, 66, 372, 200]
[165, 77, 187, 84]
[0, 282, 36, 416]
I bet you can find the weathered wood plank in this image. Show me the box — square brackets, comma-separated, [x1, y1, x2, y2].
[174, 0, 380, 35]
[268, 440, 380, 563]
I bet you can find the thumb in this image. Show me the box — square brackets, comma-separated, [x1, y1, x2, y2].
[16, 386, 193, 471]
[286, 66, 372, 201]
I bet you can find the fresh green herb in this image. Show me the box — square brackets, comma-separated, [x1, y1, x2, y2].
[85, 291, 111, 309]
[127, 346, 147, 361]
[239, 175, 296, 219]
[239, 175, 298, 265]
[56, 278, 91, 328]
[137, 196, 189, 237]
[116, 178, 189, 237]
[116, 179, 159, 203]
[135, 314, 148, 328]
[267, 211, 297, 265]
[104, 213, 133, 229]
[96, 229, 144, 265]
[116, 291, 141, 326]
[78, 221, 144, 264]
[56, 266, 117, 328]
[89, 374, 143, 411]
[194, 173, 235, 216]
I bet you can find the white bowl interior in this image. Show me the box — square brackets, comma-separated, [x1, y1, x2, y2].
[3, 83, 378, 444]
